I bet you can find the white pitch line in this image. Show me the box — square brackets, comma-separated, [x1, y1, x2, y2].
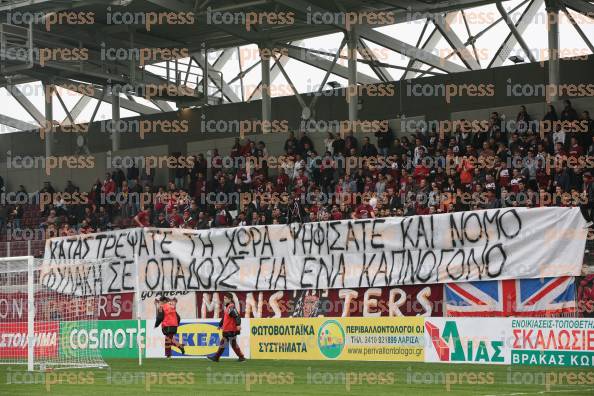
[482, 388, 594, 396]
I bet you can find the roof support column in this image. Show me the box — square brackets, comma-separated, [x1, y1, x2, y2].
[545, 0, 560, 104]
[347, 27, 358, 133]
[43, 82, 53, 158]
[111, 85, 121, 152]
[260, 43, 272, 134]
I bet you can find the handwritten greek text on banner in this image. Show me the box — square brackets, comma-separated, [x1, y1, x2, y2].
[42, 207, 587, 295]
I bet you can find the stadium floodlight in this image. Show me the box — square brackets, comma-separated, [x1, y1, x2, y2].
[508, 55, 525, 64]
[0, 256, 109, 371]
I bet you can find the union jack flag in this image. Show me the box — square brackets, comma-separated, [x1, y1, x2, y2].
[445, 277, 577, 317]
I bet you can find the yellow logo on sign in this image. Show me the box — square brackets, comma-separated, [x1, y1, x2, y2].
[175, 323, 221, 356]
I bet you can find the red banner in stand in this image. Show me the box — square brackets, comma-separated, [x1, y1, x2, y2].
[195, 285, 443, 318]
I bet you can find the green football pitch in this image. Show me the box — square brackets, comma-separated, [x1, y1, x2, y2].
[0, 359, 593, 396]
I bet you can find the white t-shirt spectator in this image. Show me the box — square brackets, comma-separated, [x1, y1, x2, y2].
[553, 130, 566, 145]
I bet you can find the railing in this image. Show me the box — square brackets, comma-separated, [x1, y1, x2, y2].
[0, 22, 33, 73]
[0, 239, 46, 258]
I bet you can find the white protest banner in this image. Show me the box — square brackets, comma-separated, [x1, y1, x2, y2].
[41, 207, 587, 295]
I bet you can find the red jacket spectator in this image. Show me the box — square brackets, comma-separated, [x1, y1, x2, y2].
[102, 175, 116, 195]
[457, 158, 474, 185]
[134, 209, 152, 227]
[413, 163, 430, 181]
[276, 171, 289, 193]
[353, 203, 375, 219]
[168, 212, 183, 227]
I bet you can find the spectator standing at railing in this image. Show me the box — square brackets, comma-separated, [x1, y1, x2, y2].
[14, 185, 27, 202]
[127, 162, 139, 188]
[543, 104, 558, 123]
[40, 181, 55, 195]
[361, 137, 378, 157]
[516, 105, 531, 133]
[581, 172, 594, 222]
[324, 132, 335, 155]
[561, 99, 578, 122]
[344, 131, 358, 154]
[332, 133, 346, 155]
[298, 131, 315, 155]
[64, 180, 78, 195]
[140, 166, 154, 187]
[11, 204, 23, 230]
[113, 168, 125, 192]
[284, 131, 297, 154]
[101, 173, 116, 197]
[376, 126, 393, 157]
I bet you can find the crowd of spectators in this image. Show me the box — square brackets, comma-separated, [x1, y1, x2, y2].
[0, 99, 593, 240]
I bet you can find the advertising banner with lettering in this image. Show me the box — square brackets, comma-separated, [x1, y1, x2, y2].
[424, 318, 511, 364]
[0, 322, 59, 359]
[140, 291, 197, 321]
[145, 319, 250, 359]
[196, 285, 443, 318]
[41, 207, 587, 295]
[60, 320, 145, 358]
[0, 292, 134, 321]
[249, 317, 424, 361]
[95, 293, 135, 320]
[511, 318, 594, 367]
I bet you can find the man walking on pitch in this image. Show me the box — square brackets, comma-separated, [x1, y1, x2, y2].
[207, 293, 246, 362]
[155, 296, 185, 358]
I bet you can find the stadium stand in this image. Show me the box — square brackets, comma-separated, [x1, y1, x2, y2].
[1, 100, 593, 266]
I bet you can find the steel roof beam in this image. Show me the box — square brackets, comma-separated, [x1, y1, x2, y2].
[489, 0, 543, 67]
[192, 52, 242, 102]
[358, 25, 467, 73]
[431, 13, 481, 70]
[357, 38, 393, 82]
[6, 85, 45, 125]
[284, 45, 380, 84]
[496, 1, 537, 63]
[563, 0, 594, 16]
[0, 114, 38, 131]
[61, 95, 93, 125]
